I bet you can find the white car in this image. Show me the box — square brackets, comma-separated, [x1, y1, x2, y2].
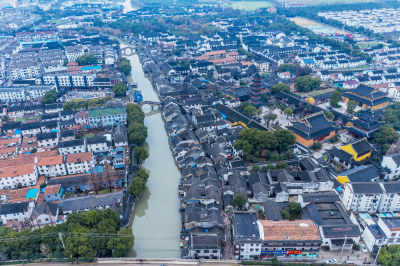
[326, 259, 337, 264]
[360, 244, 367, 253]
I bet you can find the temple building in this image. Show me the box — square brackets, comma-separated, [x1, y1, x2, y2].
[250, 74, 263, 107]
[287, 111, 336, 147]
[342, 84, 390, 110]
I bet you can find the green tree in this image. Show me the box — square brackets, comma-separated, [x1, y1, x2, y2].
[234, 139, 253, 157]
[294, 75, 321, 92]
[118, 57, 132, 76]
[41, 90, 58, 104]
[233, 193, 247, 209]
[136, 168, 149, 182]
[274, 129, 296, 151]
[289, 202, 302, 215]
[281, 209, 290, 220]
[374, 126, 400, 153]
[239, 102, 260, 117]
[134, 147, 149, 164]
[270, 83, 290, 94]
[347, 100, 357, 114]
[330, 91, 341, 107]
[283, 107, 293, 118]
[324, 111, 334, 120]
[128, 122, 148, 146]
[263, 113, 278, 127]
[378, 245, 400, 266]
[106, 228, 134, 257]
[76, 54, 98, 66]
[128, 178, 146, 196]
[112, 82, 127, 97]
[275, 161, 287, 169]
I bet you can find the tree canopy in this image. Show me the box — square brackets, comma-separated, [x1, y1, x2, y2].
[234, 128, 296, 158]
[330, 91, 341, 108]
[128, 177, 146, 196]
[239, 102, 261, 117]
[270, 83, 290, 94]
[233, 193, 247, 209]
[76, 54, 98, 66]
[0, 209, 133, 261]
[294, 75, 321, 92]
[41, 90, 58, 104]
[118, 57, 132, 76]
[63, 96, 112, 111]
[347, 100, 357, 114]
[112, 82, 127, 97]
[378, 245, 400, 266]
[374, 125, 400, 154]
[134, 147, 149, 164]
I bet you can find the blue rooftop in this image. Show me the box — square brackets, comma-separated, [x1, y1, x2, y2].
[25, 188, 38, 199]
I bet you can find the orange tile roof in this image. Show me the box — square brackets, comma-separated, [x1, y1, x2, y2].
[205, 50, 226, 56]
[37, 155, 64, 167]
[209, 57, 237, 64]
[0, 156, 34, 168]
[44, 184, 61, 195]
[227, 51, 239, 56]
[0, 146, 17, 155]
[0, 163, 35, 179]
[66, 152, 92, 164]
[0, 138, 19, 146]
[8, 186, 38, 203]
[240, 61, 252, 66]
[36, 176, 46, 187]
[260, 220, 320, 241]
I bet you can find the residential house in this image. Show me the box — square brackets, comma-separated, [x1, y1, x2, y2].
[58, 139, 86, 155]
[65, 152, 93, 175]
[37, 155, 67, 177]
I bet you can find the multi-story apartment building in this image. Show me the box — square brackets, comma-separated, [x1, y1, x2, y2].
[88, 107, 126, 128]
[58, 139, 86, 155]
[0, 163, 38, 189]
[37, 155, 67, 177]
[65, 152, 93, 175]
[342, 182, 383, 213]
[65, 45, 84, 62]
[36, 132, 59, 148]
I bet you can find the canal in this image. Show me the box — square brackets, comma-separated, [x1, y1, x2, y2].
[121, 45, 181, 258]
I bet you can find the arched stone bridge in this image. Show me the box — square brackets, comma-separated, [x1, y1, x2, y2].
[121, 46, 135, 56]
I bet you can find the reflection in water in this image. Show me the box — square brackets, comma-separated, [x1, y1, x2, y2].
[123, 45, 181, 258]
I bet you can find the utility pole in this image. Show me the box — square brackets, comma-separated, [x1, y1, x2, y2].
[339, 234, 347, 263]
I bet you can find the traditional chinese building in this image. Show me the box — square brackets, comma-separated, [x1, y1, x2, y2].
[287, 111, 336, 147]
[250, 74, 263, 107]
[342, 84, 390, 110]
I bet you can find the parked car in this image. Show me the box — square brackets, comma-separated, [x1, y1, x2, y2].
[360, 244, 367, 253]
[326, 259, 337, 264]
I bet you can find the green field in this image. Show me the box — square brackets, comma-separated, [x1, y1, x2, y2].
[229, 1, 272, 10]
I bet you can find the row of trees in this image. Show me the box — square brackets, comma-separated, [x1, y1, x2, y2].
[63, 96, 112, 111]
[126, 104, 150, 197]
[0, 209, 133, 261]
[127, 104, 148, 146]
[118, 57, 132, 76]
[234, 128, 296, 160]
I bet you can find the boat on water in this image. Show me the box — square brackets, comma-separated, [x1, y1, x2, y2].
[133, 89, 143, 102]
[129, 81, 138, 88]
